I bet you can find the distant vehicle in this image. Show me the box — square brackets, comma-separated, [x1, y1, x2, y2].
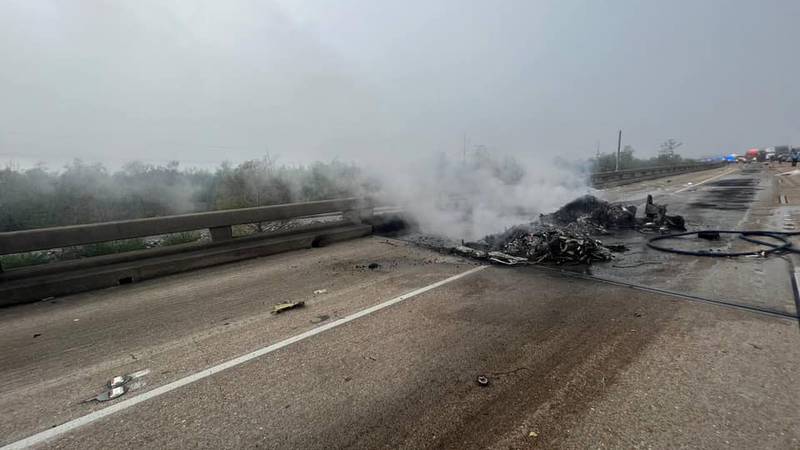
[774, 146, 790, 162]
[765, 147, 776, 161]
[757, 149, 767, 162]
[745, 148, 760, 161]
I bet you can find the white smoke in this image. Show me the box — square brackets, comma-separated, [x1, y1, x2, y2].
[371, 149, 590, 241]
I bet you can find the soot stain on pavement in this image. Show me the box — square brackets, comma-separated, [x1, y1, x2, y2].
[689, 178, 761, 211]
[434, 269, 682, 450]
[324, 268, 681, 450]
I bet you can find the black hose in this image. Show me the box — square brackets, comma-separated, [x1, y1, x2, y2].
[647, 230, 800, 257]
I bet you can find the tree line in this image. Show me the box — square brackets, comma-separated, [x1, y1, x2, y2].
[591, 144, 695, 173]
[0, 158, 374, 232]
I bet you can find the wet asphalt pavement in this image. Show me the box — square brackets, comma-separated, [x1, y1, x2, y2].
[594, 164, 799, 316]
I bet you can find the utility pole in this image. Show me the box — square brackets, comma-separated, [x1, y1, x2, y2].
[615, 129, 622, 171]
[463, 133, 468, 164]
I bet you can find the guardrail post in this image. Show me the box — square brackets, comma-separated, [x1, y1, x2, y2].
[209, 226, 233, 242]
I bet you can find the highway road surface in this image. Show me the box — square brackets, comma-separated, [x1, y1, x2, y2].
[1, 164, 799, 449]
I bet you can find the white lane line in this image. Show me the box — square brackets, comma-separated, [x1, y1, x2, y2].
[793, 270, 800, 310]
[1, 265, 487, 450]
[673, 167, 737, 193]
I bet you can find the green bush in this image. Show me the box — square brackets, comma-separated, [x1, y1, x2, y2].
[0, 252, 50, 269]
[161, 231, 201, 246]
[78, 239, 147, 257]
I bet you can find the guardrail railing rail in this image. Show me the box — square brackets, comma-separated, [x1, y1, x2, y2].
[591, 163, 726, 187]
[0, 197, 373, 265]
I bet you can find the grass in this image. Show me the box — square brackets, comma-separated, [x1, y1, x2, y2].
[78, 238, 148, 258]
[161, 231, 201, 246]
[1, 233, 206, 271]
[0, 252, 50, 270]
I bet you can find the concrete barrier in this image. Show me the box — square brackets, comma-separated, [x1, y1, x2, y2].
[591, 163, 727, 188]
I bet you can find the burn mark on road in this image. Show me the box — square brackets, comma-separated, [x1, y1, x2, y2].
[689, 178, 760, 211]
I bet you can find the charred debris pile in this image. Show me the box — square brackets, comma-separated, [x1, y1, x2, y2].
[452, 194, 685, 266]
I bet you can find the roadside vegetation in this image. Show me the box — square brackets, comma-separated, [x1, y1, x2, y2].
[0, 252, 50, 270]
[0, 157, 373, 233]
[591, 140, 696, 173]
[0, 157, 373, 269]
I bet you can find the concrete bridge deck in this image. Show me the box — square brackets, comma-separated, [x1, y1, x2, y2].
[1, 164, 799, 449]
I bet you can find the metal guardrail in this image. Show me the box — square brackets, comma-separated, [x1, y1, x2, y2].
[0, 198, 373, 256]
[591, 163, 727, 187]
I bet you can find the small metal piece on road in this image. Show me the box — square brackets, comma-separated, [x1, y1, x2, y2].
[476, 375, 490, 387]
[271, 301, 305, 314]
[91, 386, 127, 403]
[108, 376, 130, 389]
[313, 289, 328, 295]
[368, 262, 381, 270]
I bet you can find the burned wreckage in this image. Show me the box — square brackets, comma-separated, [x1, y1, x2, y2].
[453, 195, 685, 266]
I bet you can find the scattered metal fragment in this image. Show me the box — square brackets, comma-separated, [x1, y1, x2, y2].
[33, 333, 41, 338]
[271, 301, 305, 314]
[313, 289, 328, 295]
[84, 369, 150, 403]
[487, 251, 529, 266]
[367, 262, 381, 270]
[452, 245, 487, 259]
[108, 376, 130, 389]
[91, 386, 127, 402]
[476, 375, 490, 387]
[488, 227, 614, 265]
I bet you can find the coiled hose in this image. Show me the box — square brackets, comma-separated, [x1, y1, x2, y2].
[647, 230, 800, 257]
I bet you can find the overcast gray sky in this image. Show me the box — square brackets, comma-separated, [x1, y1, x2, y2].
[1, 0, 798, 169]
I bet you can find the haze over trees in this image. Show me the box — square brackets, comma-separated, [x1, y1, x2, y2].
[592, 141, 694, 173]
[0, 158, 373, 232]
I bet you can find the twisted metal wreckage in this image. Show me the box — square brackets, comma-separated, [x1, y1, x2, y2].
[452, 195, 686, 266]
